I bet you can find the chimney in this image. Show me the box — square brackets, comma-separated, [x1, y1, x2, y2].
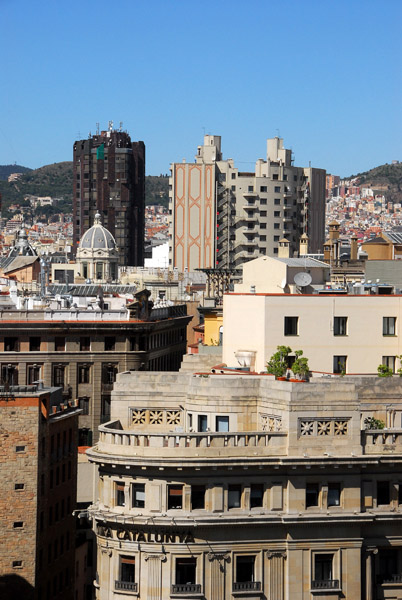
[323, 241, 331, 264]
[299, 233, 309, 256]
[329, 221, 340, 241]
[278, 238, 290, 258]
[350, 235, 358, 261]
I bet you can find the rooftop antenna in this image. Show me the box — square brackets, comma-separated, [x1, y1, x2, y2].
[108, 120, 113, 132]
[276, 128, 280, 138]
[96, 123, 100, 135]
[119, 121, 123, 132]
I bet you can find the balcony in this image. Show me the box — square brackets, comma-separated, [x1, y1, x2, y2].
[233, 581, 262, 591]
[363, 429, 402, 454]
[311, 580, 339, 590]
[382, 574, 402, 583]
[171, 583, 202, 594]
[115, 580, 138, 592]
[243, 191, 257, 198]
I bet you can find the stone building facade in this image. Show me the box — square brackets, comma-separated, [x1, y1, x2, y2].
[87, 372, 402, 599]
[0, 384, 80, 600]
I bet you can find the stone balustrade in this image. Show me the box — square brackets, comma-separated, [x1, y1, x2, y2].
[363, 429, 402, 454]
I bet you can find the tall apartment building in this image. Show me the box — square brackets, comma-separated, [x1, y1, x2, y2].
[169, 135, 326, 271]
[0, 384, 80, 600]
[73, 124, 145, 266]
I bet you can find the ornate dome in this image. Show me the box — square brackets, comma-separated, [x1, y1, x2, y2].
[8, 227, 37, 257]
[80, 213, 116, 250]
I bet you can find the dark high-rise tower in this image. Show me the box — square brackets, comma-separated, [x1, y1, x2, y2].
[73, 124, 145, 266]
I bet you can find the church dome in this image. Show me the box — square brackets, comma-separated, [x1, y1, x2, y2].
[80, 213, 116, 250]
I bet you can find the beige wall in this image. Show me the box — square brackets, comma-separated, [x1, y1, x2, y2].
[223, 293, 402, 374]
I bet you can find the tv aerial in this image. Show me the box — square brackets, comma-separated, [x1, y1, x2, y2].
[294, 272, 312, 288]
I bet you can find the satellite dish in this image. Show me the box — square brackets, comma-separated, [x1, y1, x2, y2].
[280, 278, 287, 289]
[294, 272, 312, 287]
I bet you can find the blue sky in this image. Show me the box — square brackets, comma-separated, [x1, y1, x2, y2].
[1, 0, 401, 177]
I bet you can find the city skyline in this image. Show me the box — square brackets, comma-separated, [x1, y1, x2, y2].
[1, 0, 401, 177]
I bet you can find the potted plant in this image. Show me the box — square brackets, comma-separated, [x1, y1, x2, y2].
[291, 349, 310, 381]
[266, 345, 292, 380]
[364, 416, 385, 430]
[377, 364, 393, 377]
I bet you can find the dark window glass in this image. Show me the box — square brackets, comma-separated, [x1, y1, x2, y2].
[105, 337, 116, 351]
[328, 483, 341, 507]
[116, 483, 125, 506]
[175, 557, 196, 584]
[236, 555, 255, 583]
[191, 485, 206, 510]
[168, 485, 183, 509]
[30, 337, 41, 351]
[198, 415, 208, 432]
[306, 483, 319, 507]
[284, 316, 298, 336]
[333, 356, 347, 374]
[120, 557, 135, 583]
[228, 484, 241, 509]
[377, 481, 390, 505]
[314, 554, 333, 581]
[55, 337, 65, 351]
[80, 337, 90, 351]
[334, 317, 347, 336]
[78, 365, 90, 384]
[383, 317, 396, 336]
[4, 337, 19, 352]
[132, 484, 145, 508]
[250, 484, 264, 508]
[79, 397, 90, 415]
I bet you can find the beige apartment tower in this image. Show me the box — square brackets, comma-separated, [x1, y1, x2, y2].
[169, 135, 326, 271]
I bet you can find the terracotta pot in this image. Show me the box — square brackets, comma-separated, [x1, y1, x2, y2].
[276, 376, 287, 381]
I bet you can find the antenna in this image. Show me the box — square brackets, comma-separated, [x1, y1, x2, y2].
[276, 128, 280, 138]
[119, 121, 123, 132]
[108, 120, 113, 132]
[96, 123, 100, 135]
[294, 272, 312, 288]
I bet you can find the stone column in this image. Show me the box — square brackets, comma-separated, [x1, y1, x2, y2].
[145, 553, 167, 600]
[267, 550, 286, 600]
[208, 552, 230, 600]
[365, 548, 377, 600]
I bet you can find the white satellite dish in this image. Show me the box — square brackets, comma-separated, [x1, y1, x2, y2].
[294, 272, 312, 287]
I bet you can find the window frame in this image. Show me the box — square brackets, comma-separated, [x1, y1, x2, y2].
[132, 483, 145, 508]
[333, 316, 348, 336]
[383, 316, 396, 336]
[167, 485, 183, 510]
[333, 355, 347, 374]
[284, 316, 298, 336]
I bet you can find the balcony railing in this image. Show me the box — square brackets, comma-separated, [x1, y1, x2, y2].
[171, 583, 201, 593]
[311, 580, 339, 589]
[233, 581, 261, 591]
[363, 429, 402, 454]
[382, 573, 402, 583]
[115, 580, 138, 591]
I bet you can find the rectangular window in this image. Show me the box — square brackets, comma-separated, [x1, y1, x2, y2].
[12, 561, 23, 568]
[383, 317, 396, 336]
[216, 416, 229, 432]
[382, 356, 395, 372]
[333, 356, 347, 374]
[13, 521, 23, 528]
[274, 211, 281, 217]
[101, 396, 111, 422]
[105, 336, 116, 351]
[235, 555, 255, 584]
[168, 485, 183, 509]
[80, 337, 90, 351]
[198, 415, 208, 432]
[377, 481, 390, 505]
[115, 482, 125, 507]
[260, 198, 267, 205]
[4, 337, 19, 352]
[274, 236, 280, 242]
[132, 484, 145, 508]
[306, 483, 319, 508]
[274, 223, 280, 229]
[231, 185, 236, 191]
[191, 485, 206, 510]
[120, 556, 135, 583]
[274, 186, 281, 193]
[250, 484, 264, 508]
[175, 557, 196, 585]
[53, 365, 65, 387]
[274, 198, 280, 205]
[328, 483, 341, 507]
[15, 483, 24, 491]
[55, 337, 65, 352]
[78, 365, 90, 384]
[248, 186, 254, 192]
[260, 235, 266, 241]
[102, 364, 117, 384]
[228, 484, 241, 509]
[260, 186, 267, 193]
[260, 223, 266, 229]
[231, 173, 236, 179]
[16, 445, 25, 453]
[314, 554, 333, 582]
[78, 397, 90, 415]
[260, 211, 267, 217]
[273, 174, 279, 180]
[29, 337, 41, 351]
[27, 364, 41, 384]
[284, 316, 298, 336]
[334, 317, 347, 336]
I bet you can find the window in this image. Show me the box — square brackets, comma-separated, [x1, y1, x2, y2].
[16, 445, 25, 453]
[334, 317, 347, 336]
[235, 555, 255, 585]
[191, 485, 206, 510]
[383, 317, 396, 336]
[382, 356, 395, 372]
[260, 223, 266, 229]
[12, 561, 23, 569]
[273, 174, 279, 180]
[228, 484, 241, 509]
[284, 316, 298, 336]
[27, 364, 41, 384]
[102, 364, 118, 384]
[274, 236, 280, 242]
[82, 262, 88, 279]
[29, 337, 41, 351]
[260, 198, 267, 205]
[250, 484, 264, 508]
[231, 173, 236, 179]
[198, 415, 208, 432]
[55, 337, 65, 352]
[248, 186, 254, 192]
[115, 482, 125, 507]
[274, 223, 280, 229]
[260, 186, 267, 192]
[333, 356, 347, 374]
[260, 210, 267, 217]
[216, 416, 229, 432]
[260, 235, 266, 241]
[328, 483, 341, 507]
[274, 186, 281, 193]
[96, 263, 103, 279]
[119, 556, 135, 583]
[306, 483, 319, 508]
[175, 557, 196, 585]
[105, 337, 116, 351]
[231, 185, 236, 191]
[101, 396, 111, 422]
[4, 337, 19, 352]
[53, 365, 65, 387]
[132, 484, 145, 508]
[274, 198, 280, 205]
[13, 521, 23, 528]
[79, 397, 90, 415]
[78, 365, 90, 384]
[274, 211, 280, 217]
[313, 554, 334, 585]
[377, 481, 390, 505]
[14, 483, 24, 491]
[80, 337, 90, 351]
[168, 485, 183, 509]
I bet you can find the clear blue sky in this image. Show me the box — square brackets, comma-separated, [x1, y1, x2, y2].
[1, 0, 401, 177]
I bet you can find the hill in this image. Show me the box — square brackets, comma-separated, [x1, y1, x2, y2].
[0, 162, 169, 216]
[345, 163, 402, 204]
[0, 164, 32, 180]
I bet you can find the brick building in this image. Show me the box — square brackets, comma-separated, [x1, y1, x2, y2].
[0, 384, 81, 600]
